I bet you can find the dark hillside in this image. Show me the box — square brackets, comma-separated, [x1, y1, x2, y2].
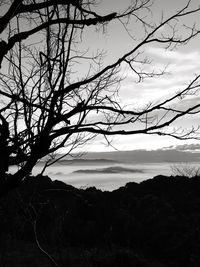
[1, 174, 200, 266]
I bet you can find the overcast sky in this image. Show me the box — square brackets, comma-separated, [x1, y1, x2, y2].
[79, 0, 200, 152]
[2, 0, 200, 153]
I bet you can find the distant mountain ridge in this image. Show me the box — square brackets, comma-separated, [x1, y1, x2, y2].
[72, 149, 200, 164]
[40, 149, 200, 165]
[59, 158, 119, 165]
[73, 166, 144, 174]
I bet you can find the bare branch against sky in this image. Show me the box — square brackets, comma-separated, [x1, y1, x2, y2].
[0, 0, 200, 194]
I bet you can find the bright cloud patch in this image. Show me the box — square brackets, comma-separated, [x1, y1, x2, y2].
[147, 47, 200, 62]
[119, 47, 200, 106]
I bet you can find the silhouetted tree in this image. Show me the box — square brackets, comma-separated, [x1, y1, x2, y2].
[0, 0, 200, 195]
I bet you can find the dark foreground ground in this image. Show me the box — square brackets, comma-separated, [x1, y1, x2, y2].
[1, 174, 200, 266]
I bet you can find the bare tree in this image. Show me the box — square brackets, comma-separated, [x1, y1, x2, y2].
[171, 163, 200, 177]
[0, 0, 200, 196]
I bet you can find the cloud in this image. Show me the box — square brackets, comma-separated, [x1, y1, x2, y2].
[147, 47, 200, 62]
[164, 143, 200, 152]
[79, 46, 200, 152]
[118, 46, 200, 110]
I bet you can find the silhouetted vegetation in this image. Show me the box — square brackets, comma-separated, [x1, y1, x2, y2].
[1, 174, 200, 266]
